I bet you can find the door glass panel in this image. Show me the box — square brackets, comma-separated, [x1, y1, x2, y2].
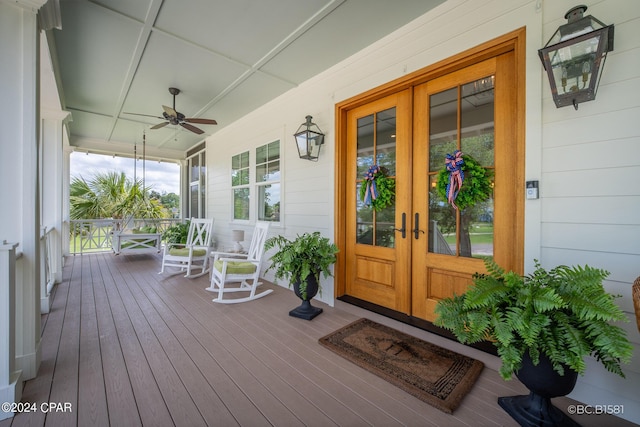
[428, 88, 457, 172]
[355, 108, 397, 248]
[375, 203, 396, 247]
[376, 108, 397, 175]
[190, 155, 199, 183]
[428, 76, 495, 259]
[461, 77, 495, 258]
[356, 183, 373, 244]
[190, 184, 198, 218]
[357, 115, 374, 177]
[461, 77, 495, 167]
[428, 174, 457, 255]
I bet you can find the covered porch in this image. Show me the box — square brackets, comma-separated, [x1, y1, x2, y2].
[0, 252, 630, 427]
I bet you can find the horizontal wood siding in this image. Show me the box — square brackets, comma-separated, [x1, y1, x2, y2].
[539, 0, 640, 420]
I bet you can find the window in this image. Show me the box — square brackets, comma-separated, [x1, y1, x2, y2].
[187, 150, 206, 218]
[256, 141, 280, 222]
[232, 151, 250, 220]
[231, 141, 281, 222]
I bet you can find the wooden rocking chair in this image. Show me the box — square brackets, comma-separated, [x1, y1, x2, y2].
[206, 221, 271, 303]
[159, 218, 214, 278]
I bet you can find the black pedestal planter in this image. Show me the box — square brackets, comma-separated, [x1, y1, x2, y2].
[498, 352, 580, 427]
[290, 274, 323, 320]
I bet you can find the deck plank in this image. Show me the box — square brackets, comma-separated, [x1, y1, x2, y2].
[4, 251, 636, 427]
[105, 259, 207, 427]
[44, 253, 82, 427]
[77, 255, 109, 427]
[148, 262, 307, 426]
[95, 255, 174, 427]
[110, 255, 241, 426]
[8, 255, 75, 427]
[92, 256, 141, 427]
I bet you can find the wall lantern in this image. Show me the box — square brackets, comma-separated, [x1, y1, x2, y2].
[538, 5, 614, 110]
[294, 115, 325, 161]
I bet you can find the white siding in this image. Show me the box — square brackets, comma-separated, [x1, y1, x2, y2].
[539, 0, 640, 421]
[204, 0, 640, 422]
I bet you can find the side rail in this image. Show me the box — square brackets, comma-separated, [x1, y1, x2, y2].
[41, 227, 55, 291]
[70, 218, 183, 255]
[70, 219, 115, 254]
[1, 240, 21, 419]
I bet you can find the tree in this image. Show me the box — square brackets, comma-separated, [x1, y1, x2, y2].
[160, 192, 180, 210]
[70, 171, 169, 220]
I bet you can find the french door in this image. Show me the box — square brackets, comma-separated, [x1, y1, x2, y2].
[342, 51, 523, 323]
[345, 91, 412, 313]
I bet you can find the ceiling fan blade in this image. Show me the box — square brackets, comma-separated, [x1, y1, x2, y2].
[123, 112, 164, 119]
[162, 105, 178, 118]
[180, 122, 205, 135]
[185, 118, 218, 125]
[150, 122, 169, 130]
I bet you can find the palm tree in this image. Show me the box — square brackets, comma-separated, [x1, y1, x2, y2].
[70, 171, 168, 220]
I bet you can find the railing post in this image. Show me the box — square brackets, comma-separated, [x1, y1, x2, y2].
[0, 241, 23, 420]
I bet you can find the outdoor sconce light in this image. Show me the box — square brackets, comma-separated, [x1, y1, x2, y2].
[294, 115, 325, 161]
[538, 5, 614, 110]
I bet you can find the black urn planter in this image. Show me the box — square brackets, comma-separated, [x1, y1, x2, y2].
[289, 274, 323, 320]
[498, 352, 580, 427]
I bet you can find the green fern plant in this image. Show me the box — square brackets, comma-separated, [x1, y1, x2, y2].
[434, 258, 632, 380]
[264, 232, 339, 300]
[162, 220, 190, 245]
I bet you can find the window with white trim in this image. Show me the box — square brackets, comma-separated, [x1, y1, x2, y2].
[256, 140, 280, 222]
[231, 151, 250, 220]
[187, 150, 206, 218]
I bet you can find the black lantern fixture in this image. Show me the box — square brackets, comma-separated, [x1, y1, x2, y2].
[294, 115, 325, 161]
[538, 5, 614, 110]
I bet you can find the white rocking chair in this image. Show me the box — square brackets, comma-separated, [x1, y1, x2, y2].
[159, 218, 214, 278]
[206, 221, 272, 303]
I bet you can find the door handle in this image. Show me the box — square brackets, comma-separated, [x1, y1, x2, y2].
[394, 212, 406, 239]
[413, 213, 425, 239]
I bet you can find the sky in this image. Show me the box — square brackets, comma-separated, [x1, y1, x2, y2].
[70, 152, 180, 195]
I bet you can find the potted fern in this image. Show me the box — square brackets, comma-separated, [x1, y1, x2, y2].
[434, 259, 632, 426]
[265, 232, 338, 320]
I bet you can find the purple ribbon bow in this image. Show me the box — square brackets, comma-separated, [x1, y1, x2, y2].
[445, 150, 464, 209]
[363, 165, 380, 206]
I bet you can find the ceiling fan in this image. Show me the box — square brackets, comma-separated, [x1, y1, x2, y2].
[124, 87, 217, 135]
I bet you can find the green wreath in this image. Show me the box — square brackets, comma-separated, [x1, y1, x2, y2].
[359, 165, 395, 212]
[436, 153, 493, 210]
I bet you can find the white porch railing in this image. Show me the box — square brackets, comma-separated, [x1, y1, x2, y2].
[69, 218, 182, 255]
[42, 227, 55, 293]
[0, 241, 23, 420]
[40, 226, 59, 314]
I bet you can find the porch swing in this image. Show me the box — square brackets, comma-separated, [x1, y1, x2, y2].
[111, 132, 162, 254]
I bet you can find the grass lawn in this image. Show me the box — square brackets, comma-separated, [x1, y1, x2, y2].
[444, 223, 494, 245]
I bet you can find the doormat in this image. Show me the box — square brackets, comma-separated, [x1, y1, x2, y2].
[318, 318, 484, 414]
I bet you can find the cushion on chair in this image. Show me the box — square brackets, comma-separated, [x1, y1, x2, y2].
[214, 260, 257, 274]
[168, 247, 207, 257]
[139, 226, 158, 234]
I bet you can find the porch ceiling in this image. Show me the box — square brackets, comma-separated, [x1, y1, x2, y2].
[46, 0, 444, 161]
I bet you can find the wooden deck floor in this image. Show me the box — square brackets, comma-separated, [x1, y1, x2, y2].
[1, 252, 633, 427]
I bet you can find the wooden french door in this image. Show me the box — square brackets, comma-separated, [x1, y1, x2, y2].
[345, 91, 412, 313]
[412, 52, 522, 322]
[342, 51, 523, 322]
